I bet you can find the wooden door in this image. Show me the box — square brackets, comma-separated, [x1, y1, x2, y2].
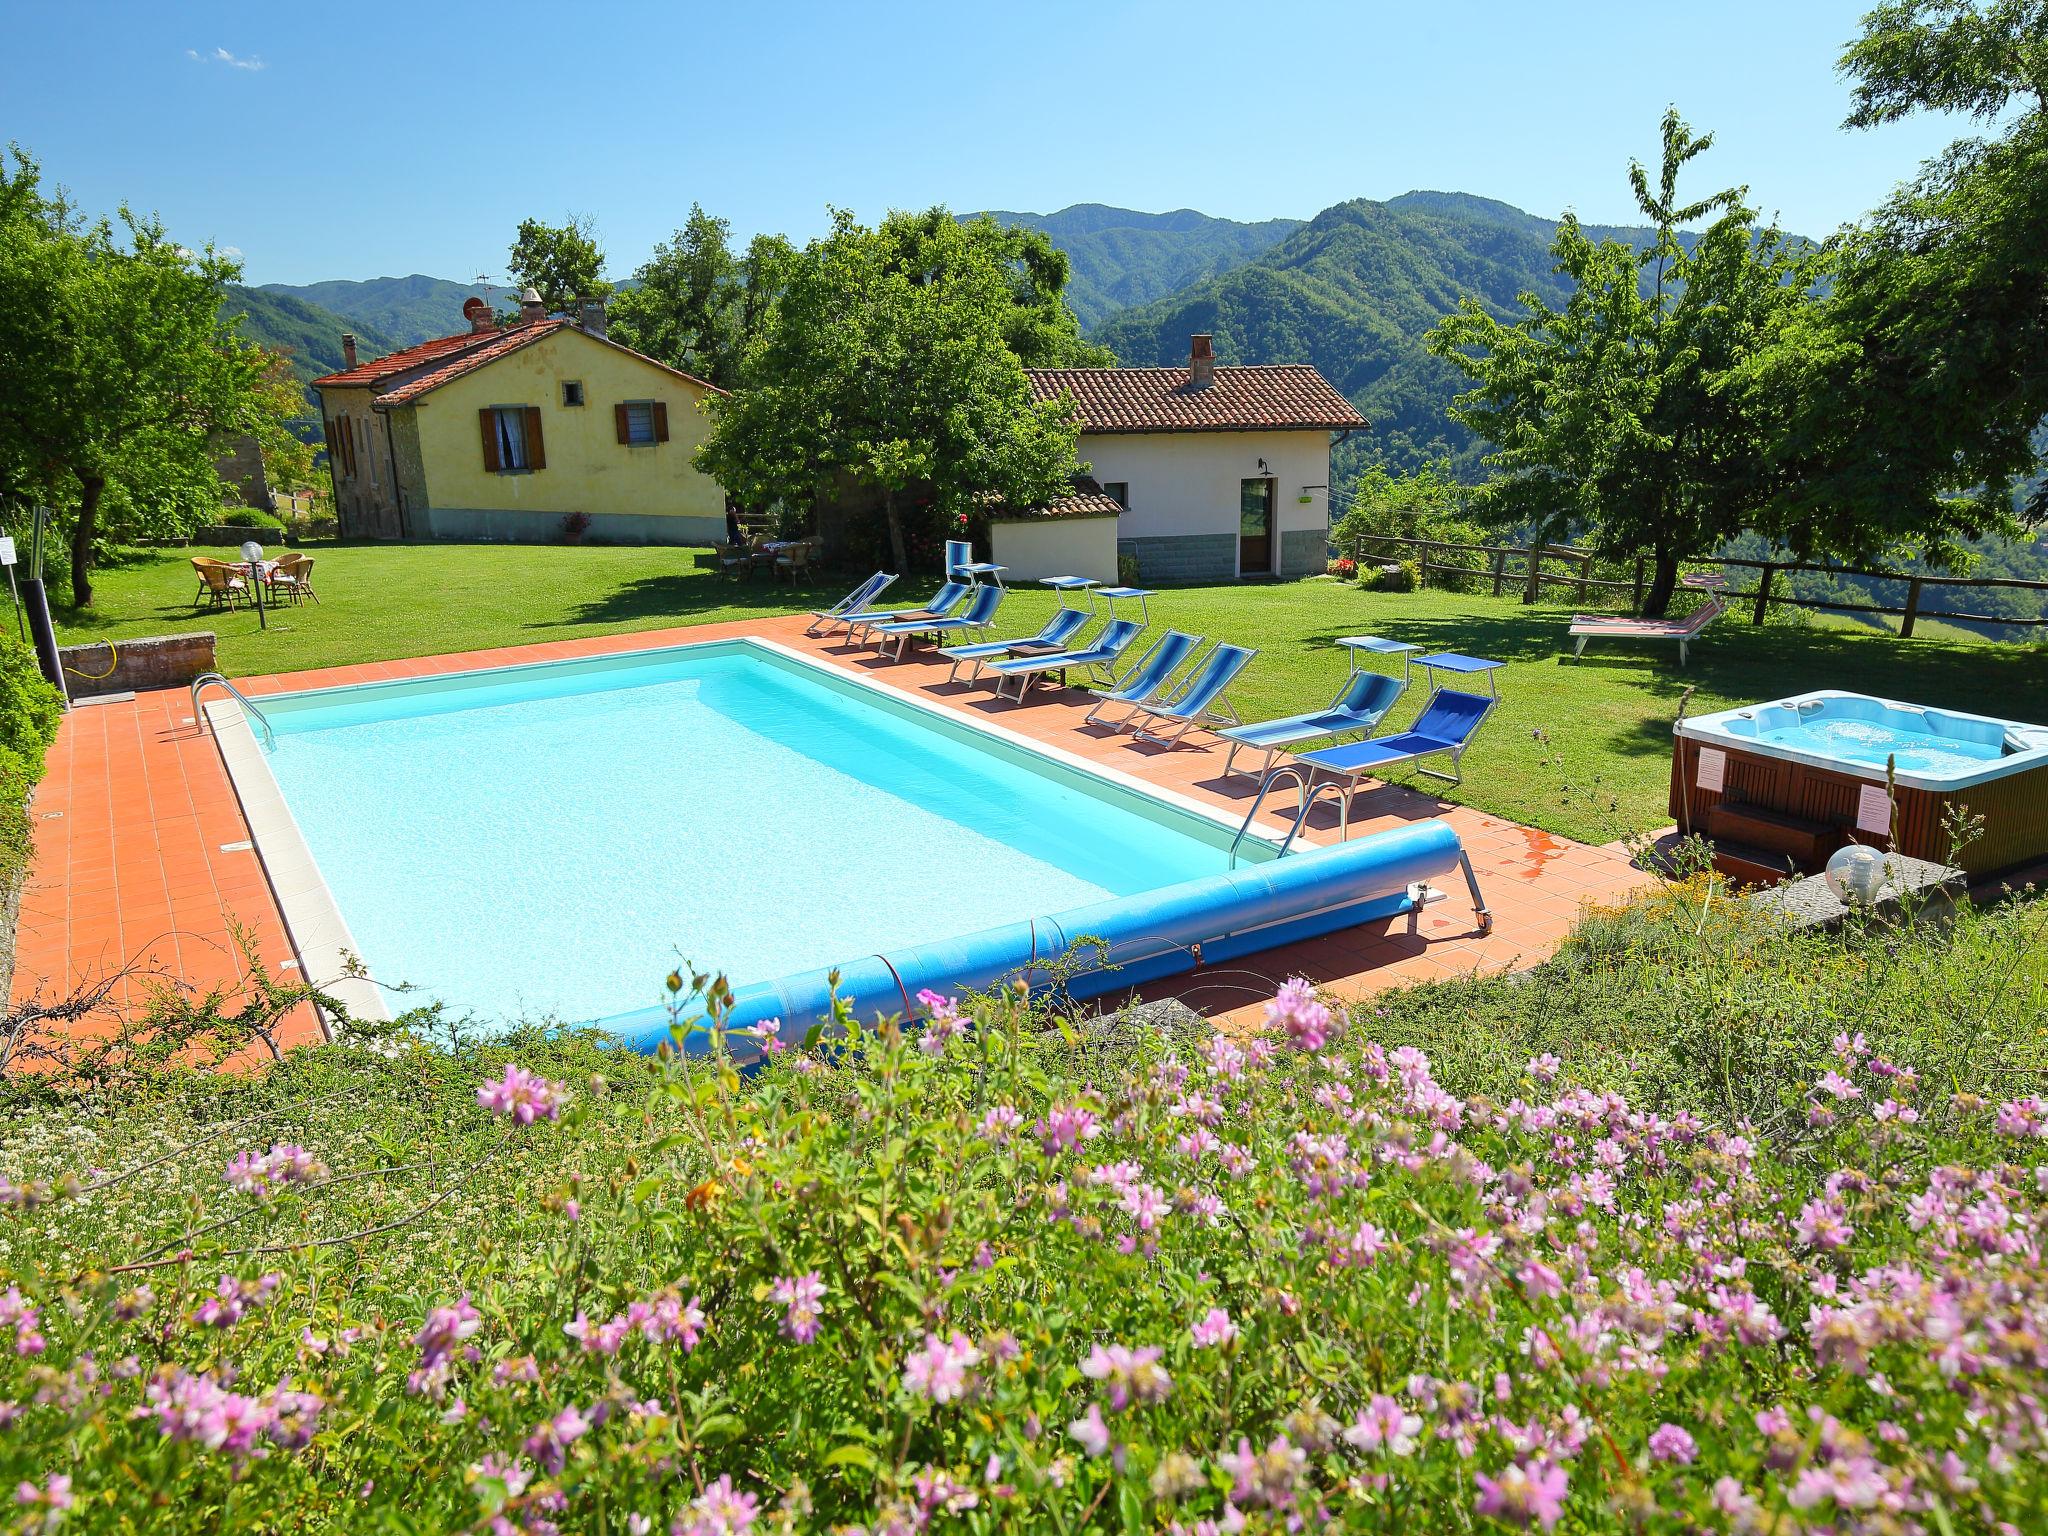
[1239, 477, 1274, 575]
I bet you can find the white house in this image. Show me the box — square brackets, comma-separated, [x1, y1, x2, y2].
[1000, 335, 1367, 585]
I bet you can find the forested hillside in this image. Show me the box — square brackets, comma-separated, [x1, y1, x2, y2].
[973, 204, 1301, 329]
[218, 285, 401, 431]
[259, 273, 489, 348]
[1093, 191, 1722, 478]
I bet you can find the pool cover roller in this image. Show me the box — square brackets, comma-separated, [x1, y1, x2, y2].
[606, 817, 1490, 1054]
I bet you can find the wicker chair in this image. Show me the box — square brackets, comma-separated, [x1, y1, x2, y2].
[192, 558, 248, 611]
[268, 551, 318, 604]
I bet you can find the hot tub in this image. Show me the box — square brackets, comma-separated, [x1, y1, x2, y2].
[1672, 691, 2048, 877]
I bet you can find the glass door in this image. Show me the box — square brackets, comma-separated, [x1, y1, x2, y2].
[1239, 477, 1274, 575]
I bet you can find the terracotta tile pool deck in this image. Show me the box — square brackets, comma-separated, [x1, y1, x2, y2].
[11, 616, 1655, 1048]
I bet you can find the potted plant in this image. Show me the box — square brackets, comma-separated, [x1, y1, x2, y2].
[561, 511, 592, 545]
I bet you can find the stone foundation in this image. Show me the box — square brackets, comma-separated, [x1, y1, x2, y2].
[1116, 533, 1237, 585]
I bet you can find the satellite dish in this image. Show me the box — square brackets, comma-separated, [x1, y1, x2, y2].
[240, 540, 264, 564]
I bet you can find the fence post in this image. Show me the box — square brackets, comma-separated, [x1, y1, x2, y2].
[1752, 564, 1774, 626]
[1576, 558, 1590, 606]
[1419, 544, 1432, 590]
[1491, 548, 1507, 598]
[1900, 576, 1923, 639]
[1632, 556, 1645, 613]
[1523, 545, 1542, 604]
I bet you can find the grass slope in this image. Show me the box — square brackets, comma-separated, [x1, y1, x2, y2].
[55, 547, 2046, 846]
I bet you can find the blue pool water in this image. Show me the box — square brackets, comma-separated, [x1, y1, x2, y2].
[1757, 719, 2002, 777]
[259, 644, 1242, 1028]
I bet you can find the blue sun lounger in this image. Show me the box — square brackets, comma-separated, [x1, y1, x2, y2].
[836, 580, 974, 643]
[803, 571, 898, 636]
[985, 619, 1146, 701]
[1292, 688, 1500, 834]
[874, 581, 1005, 659]
[1218, 670, 1408, 777]
[1083, 632, 1204, 728]
[939, 605, 1093, 683]
[1126, 643, 1257, 747]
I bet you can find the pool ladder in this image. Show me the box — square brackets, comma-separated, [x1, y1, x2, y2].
[191, 673, 276, 749]
[1229, 764, 1351, 868]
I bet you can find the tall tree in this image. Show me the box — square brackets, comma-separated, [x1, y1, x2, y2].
[1427, 112, 1815, 615]
[1738, 1, 2046, 553]
[0, 146, 263, 605]
[609, 205, 747, 386]
[878, 210, 1110, 367]
[506, 215, 610, 315]
[696, 209, 1080, 571]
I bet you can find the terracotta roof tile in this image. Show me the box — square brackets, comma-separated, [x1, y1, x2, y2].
[987, 474, 1126, 522]
[308, 328, 512, 390]
[1026, 365, 1367, 434]
[371, 321, 569, 406]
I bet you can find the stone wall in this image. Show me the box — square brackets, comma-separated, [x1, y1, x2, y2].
[418, 506, 724, 546]
[1279, 529, 1330, 576]
[58, 631, 216, 699]
[1116, 533, 1237, 585]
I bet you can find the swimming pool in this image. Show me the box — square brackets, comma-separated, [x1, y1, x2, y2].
[222, 640, 1275, 1029]
[1672, 690, 2048, 876]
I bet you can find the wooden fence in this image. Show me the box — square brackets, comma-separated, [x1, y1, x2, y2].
[1349, 534, 2048, 637]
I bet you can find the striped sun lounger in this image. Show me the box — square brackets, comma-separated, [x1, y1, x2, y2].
[1569, 596, 1724, 666]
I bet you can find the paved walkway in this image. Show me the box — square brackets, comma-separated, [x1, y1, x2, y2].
[11, 617, 1654, 1045]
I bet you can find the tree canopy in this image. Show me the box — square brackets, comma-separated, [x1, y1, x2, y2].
[0, 146, 276, 604]
[608, 206, 789, 389]
[506, 215, 609, 315]
[695, 208, 1081, 571]
[1426, 113, 1817, 616]
[1734, 1, 2047, 552]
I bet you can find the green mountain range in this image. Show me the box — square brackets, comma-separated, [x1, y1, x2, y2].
[972, 204, 1301, 330]
[258, 274, 491, 349]
[1090, 191, 1726, 477]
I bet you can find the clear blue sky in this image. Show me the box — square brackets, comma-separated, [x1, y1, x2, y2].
[5, 0, 1968, 288]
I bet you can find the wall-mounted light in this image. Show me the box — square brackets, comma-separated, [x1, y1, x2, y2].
[1256, 457, 1271, 474]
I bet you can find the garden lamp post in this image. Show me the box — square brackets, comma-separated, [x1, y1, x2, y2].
[241, 539, 268, 630]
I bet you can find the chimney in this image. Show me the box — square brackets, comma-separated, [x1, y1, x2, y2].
[1189, 333, 1215, 389]
[341, 333, 358, 370]
[518, 286, 547, 326]
[575, 294, 607, 340]
[462, 295, 494, 334]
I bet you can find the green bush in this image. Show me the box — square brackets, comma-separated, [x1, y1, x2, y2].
[216, 505, 283, 532]
[3, 887, 2045, 1531]
[1366, 559, 1419, 592]
[0, 628, 62, 901]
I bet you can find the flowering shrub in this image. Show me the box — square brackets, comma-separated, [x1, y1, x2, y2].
[1325, 557, 1358, 579]
[3, 903, 2047, 1531]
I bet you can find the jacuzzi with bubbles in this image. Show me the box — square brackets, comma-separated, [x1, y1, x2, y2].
[1671, 691, 2048, 877]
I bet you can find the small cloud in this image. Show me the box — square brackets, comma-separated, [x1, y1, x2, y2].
[219, 245, 244, 259]
[188, 46, 266, 71]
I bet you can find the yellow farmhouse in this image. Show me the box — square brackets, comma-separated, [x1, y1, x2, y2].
[311, 292, 726, 544]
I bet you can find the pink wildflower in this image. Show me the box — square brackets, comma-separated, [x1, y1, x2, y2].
[1526, 1053, 1561, 1084]
[1081, 1343, 1172, 1409]
[770, 1272, 825, 1343]
[1474, 1458, 1569, 1531]
[1794, 1198, 1854, 1251]
[223, 1143, 326, 1198]
[1265, 976, 1334, 1052]
[0, 1287, 45, 1357]
[676, 1474, 759, 1536]
[1994, 1096, 2046, 1138]
[901, 1331, 982, 1403]
[1068, 1402, 1111, 1458]
[1037, 1104, 1101, 1155]
[521, 1404, 590, 1475]
[1191, 1307, 1237, 1348]
[191, 1273, 281, 1330]
[1647, 1422, 1697, 1465]
[979, 1104, 1023, 1142]
[476, 1063, 567, 1124]
[1343, 1395, 1422, 1456]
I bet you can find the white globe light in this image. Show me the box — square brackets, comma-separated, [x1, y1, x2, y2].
[240, 540, 264, 564]
[1824, 844, 1891, 907]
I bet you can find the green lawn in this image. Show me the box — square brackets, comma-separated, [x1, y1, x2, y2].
[55, 543, 2048, 844]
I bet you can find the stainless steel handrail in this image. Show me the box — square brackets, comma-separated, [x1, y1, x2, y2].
[1230, 764, 1349, 867]
[191, 672, 276, 750]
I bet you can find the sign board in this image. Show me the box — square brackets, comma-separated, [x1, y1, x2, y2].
[1695, 747, 1726, 792]
[1856, 784, 1893, 836]
[0, 536, 14, 566]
